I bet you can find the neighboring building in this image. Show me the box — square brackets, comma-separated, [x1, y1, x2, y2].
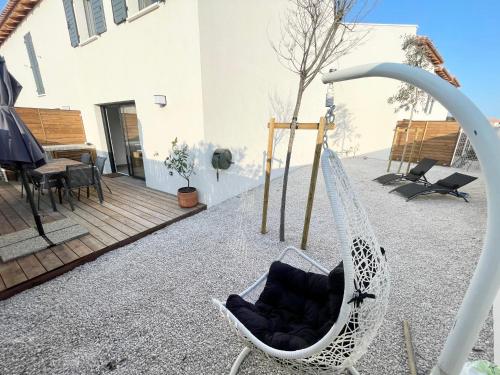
[490, 118, 500, 127]
[0, 0, 459, 206]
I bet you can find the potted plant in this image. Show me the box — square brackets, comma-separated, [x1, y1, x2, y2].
[164, 138, 198, 208]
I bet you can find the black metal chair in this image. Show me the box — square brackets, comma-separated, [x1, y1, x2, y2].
[80, 152, 92, 165]
[390, 172, 478, 202]
[95, 155, 112, 194]
[30, 173, 63, 210]
[62, 164, 103, 210]
[374, 158, 437, 185]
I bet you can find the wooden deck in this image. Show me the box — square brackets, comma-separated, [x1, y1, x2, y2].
[0, 176, 206, 300]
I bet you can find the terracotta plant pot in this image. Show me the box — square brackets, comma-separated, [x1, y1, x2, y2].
[177, 187, 198, 208]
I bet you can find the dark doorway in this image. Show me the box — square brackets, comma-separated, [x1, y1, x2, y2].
[102, 102, 145, 180]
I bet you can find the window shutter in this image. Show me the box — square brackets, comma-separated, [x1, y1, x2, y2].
[62, 0, 79, 47]
[91, 0, 107, 35]
[23, 33, 45, 95]
[111, 0, 127, 24]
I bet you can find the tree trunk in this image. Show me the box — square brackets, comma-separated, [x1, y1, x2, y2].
[279, 80, 304, 242]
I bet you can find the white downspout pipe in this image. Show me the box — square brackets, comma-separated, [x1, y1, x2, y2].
[323, 63, 500, 375]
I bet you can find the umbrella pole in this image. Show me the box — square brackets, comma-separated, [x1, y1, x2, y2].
[19, 168, 45, 236]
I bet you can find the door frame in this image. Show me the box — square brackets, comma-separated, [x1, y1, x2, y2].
[100, 101, 145, 180]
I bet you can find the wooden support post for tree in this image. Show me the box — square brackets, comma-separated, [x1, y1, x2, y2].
[261, 118, 275, 234]
[397, 103, 416, 174]
[301, 117, 326, 250]
[260, 118, 335, 247]
[386, 126, 399, 172]
[405, 128, 422, 174]
[387, 127, 406, 172]
[416, 121, 429, 162]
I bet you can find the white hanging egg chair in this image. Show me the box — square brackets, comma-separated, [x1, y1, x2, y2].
[213, 146, 390, 374]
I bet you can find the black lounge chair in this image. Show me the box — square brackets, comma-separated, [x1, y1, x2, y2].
[374, 158, 437, 185]
[390, 172, 477, 202]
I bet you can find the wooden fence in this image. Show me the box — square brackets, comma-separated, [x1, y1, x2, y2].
[389, 120, 460, 166]
[14, 107, 86, 145]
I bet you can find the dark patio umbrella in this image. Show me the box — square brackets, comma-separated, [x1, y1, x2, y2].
[0, 56, 46, 235]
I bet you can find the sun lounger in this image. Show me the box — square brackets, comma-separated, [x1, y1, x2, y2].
[390, 172, 477, 202]
[374, 158, 437, 185]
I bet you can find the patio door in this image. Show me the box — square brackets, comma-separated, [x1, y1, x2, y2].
[102, 103, 145, 180]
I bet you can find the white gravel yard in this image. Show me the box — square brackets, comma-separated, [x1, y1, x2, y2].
[0, 157, 491, 375]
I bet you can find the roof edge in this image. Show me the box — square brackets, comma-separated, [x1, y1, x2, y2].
[0, 0, 41, 47]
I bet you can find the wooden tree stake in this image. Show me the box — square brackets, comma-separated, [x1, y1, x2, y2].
[260, 118, 275, 234]
[301, 117, 326, 250]
[416, 121, 429, 162]
[260, 118, 335, 245]
[386, 126, 399, 172]
[405, 128, 423, 174]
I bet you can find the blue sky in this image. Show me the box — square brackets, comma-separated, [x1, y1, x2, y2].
[361, 0, 499, 117]
[0, 0, 497, 116]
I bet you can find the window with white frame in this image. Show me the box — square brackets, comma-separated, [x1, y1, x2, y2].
[83, 0, 97, 37]
[138, 0, 157, 10]
[72, 0, 95, 40]
[67, 0, 106, 44]
[125, 0, 158, 17]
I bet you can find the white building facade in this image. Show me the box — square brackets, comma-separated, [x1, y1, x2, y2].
[0, 0, 454, 206]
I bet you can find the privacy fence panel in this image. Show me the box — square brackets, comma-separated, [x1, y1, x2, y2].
[389, 120, 461, 166]
[14, 107, 87, 145]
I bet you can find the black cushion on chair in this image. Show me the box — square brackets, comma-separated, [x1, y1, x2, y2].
[226, 261, 345, 351]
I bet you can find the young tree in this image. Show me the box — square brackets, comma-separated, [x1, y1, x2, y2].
[272, 0, 372, 241]
[164, 138, 195, 188]
[387, 35, 433, 173]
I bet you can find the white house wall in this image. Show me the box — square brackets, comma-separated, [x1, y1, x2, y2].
[1, 0, 207, 200]
[197, 1, 448, 204]
[0, 0, 450, 207]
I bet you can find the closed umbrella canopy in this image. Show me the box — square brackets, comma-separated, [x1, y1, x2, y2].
[0, 56, 46, 236]
[0, 56, 45, 168]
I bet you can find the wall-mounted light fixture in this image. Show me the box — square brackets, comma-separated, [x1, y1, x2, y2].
[154, 95, 167, 107]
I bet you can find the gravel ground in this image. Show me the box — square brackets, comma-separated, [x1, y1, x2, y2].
[0, 157, 491, 375]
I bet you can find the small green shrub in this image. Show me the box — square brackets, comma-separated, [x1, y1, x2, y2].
[164, 138, 195, 187]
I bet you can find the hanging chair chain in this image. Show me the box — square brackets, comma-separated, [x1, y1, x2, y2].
[323, 104, 335, 150]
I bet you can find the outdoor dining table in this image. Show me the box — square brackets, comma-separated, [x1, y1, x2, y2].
[31, 158, 83, 212]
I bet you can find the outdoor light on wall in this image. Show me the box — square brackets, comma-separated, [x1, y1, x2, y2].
[154, 95, 167, 107]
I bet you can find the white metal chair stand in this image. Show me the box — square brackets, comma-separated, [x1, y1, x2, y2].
[322, 63, 500, 375]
